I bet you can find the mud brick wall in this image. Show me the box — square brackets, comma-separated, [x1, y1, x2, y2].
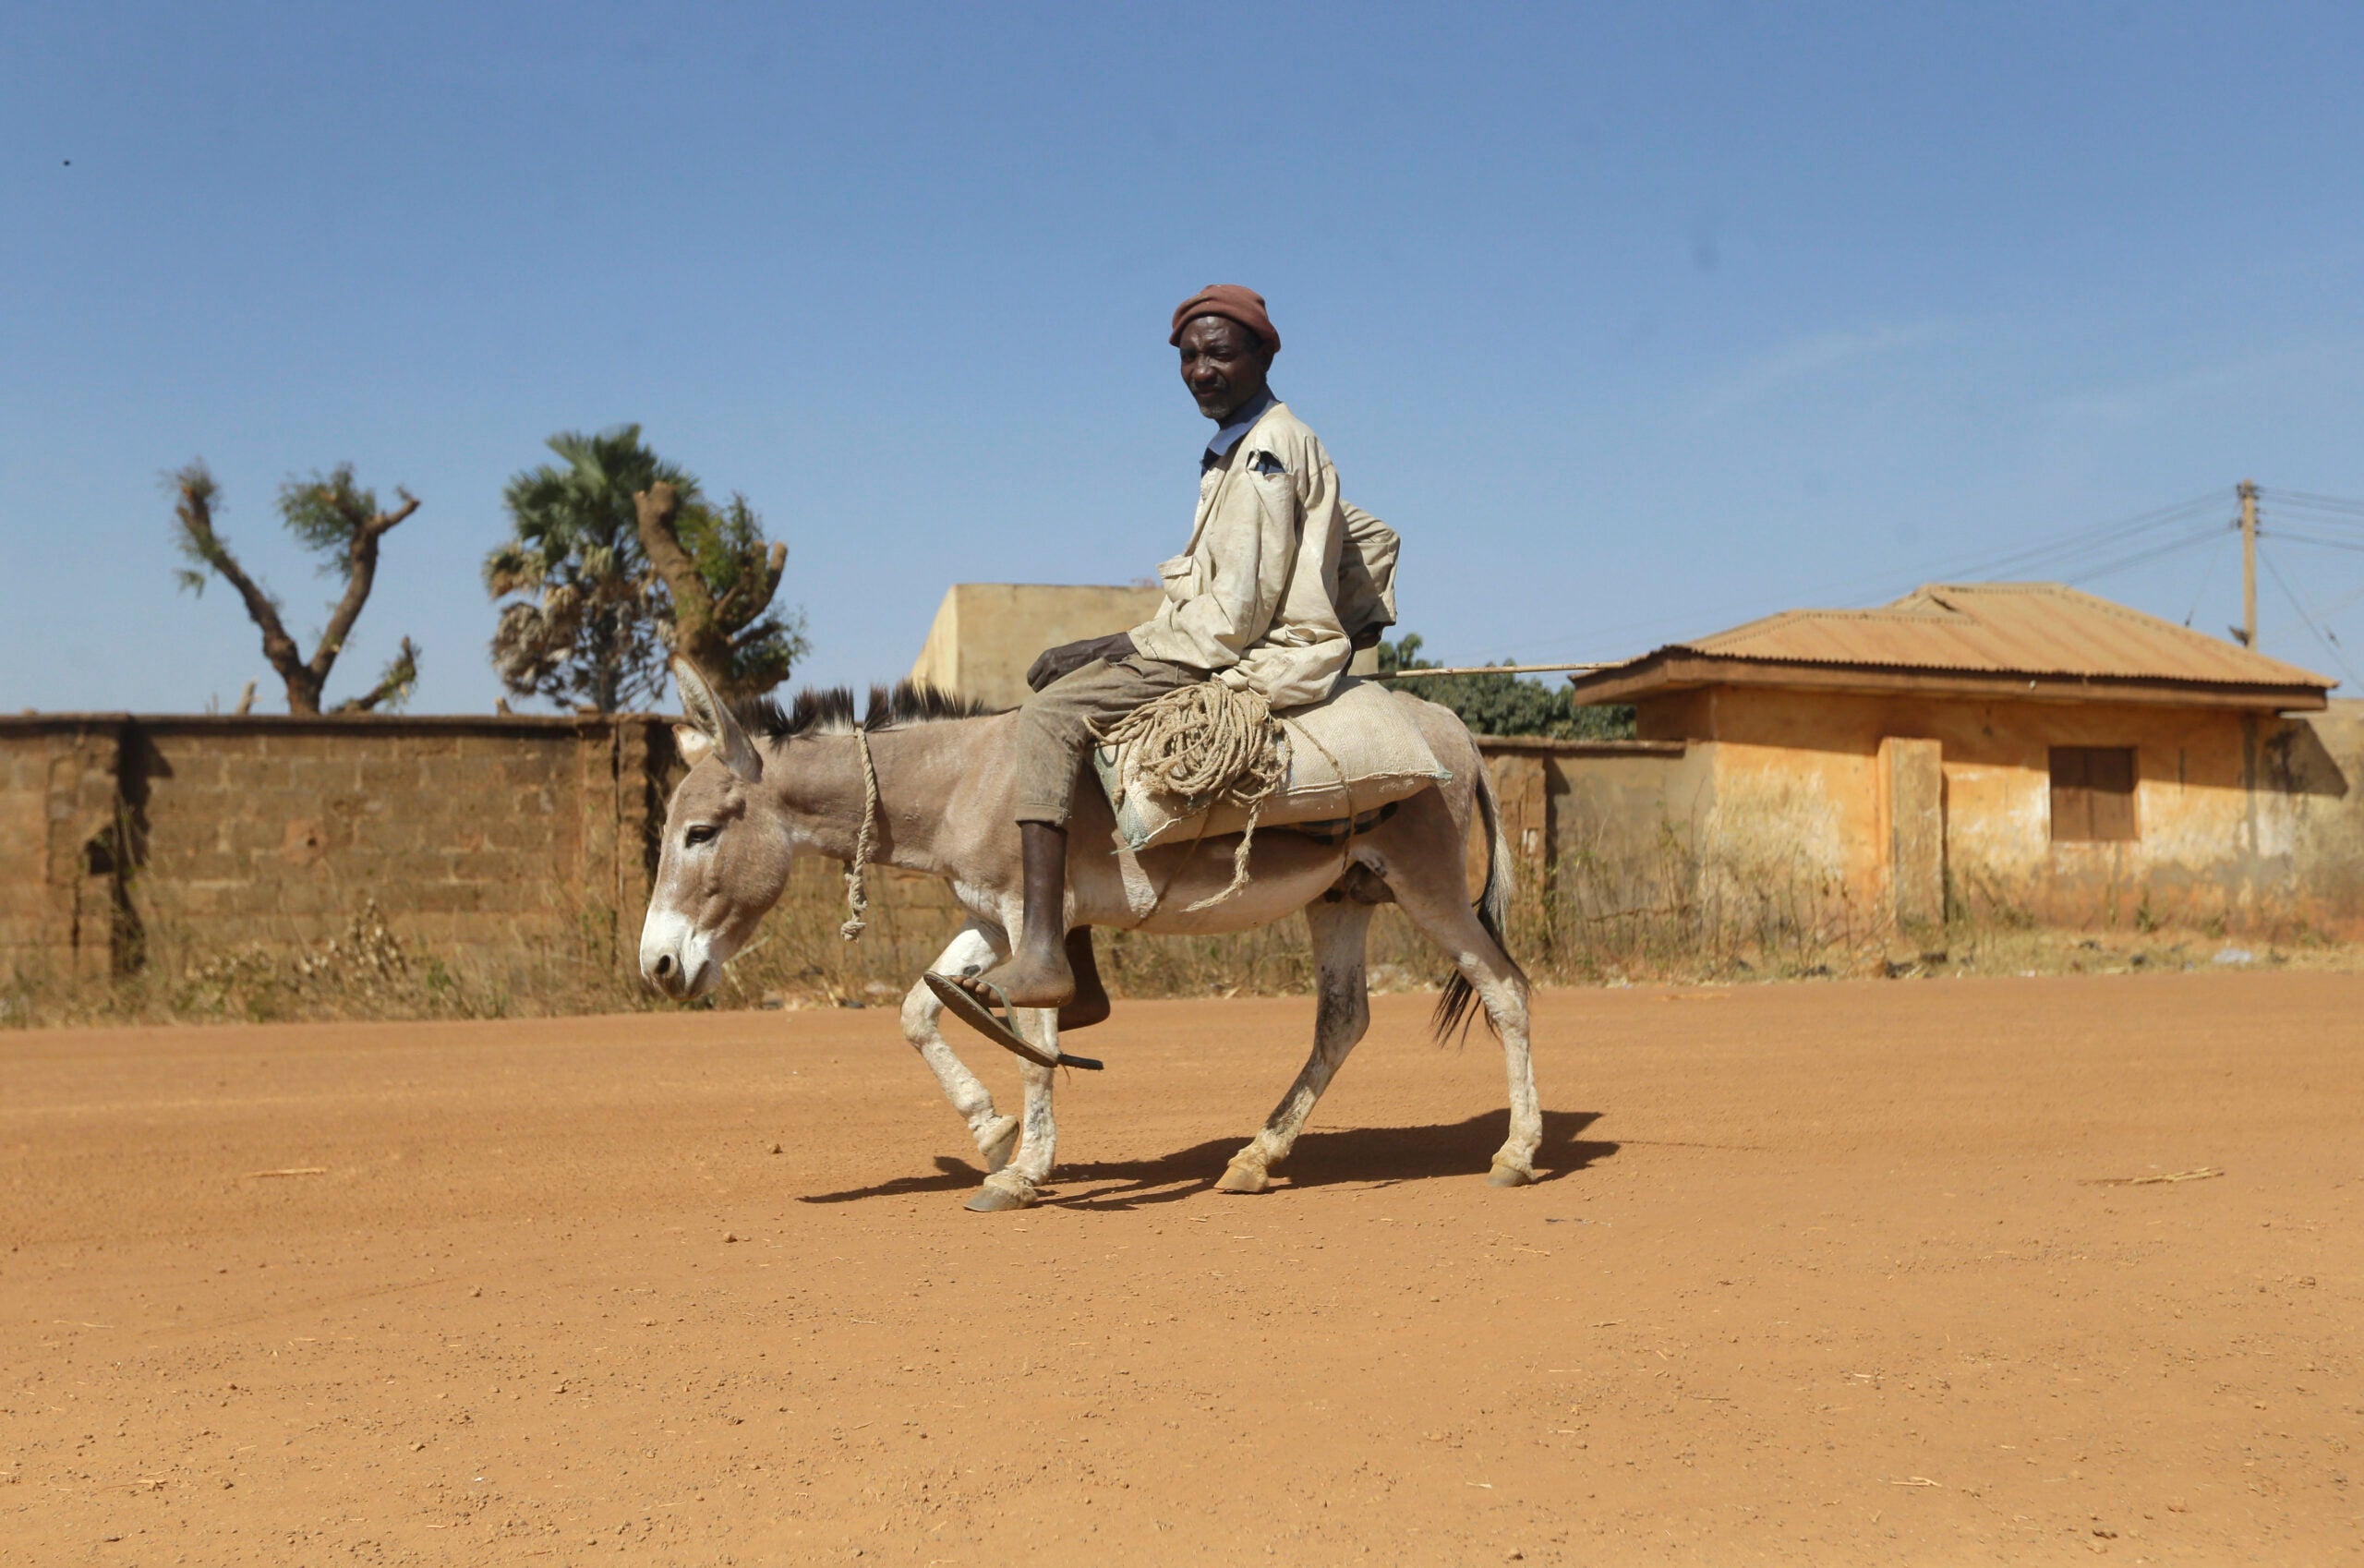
[0, 719, 134, 983]
[0, 714, 678, 983]
[0, 712, 1677, 989]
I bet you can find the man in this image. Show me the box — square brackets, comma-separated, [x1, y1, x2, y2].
[957, 284, 1354, 1022]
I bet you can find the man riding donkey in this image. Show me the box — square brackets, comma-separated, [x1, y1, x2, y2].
[938, 283, 1393, 1049]
[640, 286, 1538, 1198]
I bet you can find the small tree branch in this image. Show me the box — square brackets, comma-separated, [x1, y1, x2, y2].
[367, 492, 421, 538]
[334, 636, 420, 713]
[708, 540, 787, 634]
[735, 540, 788, 632]
[174, 467, 317, 711]
[306, 492, 419, 685]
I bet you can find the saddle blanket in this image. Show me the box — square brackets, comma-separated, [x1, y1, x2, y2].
[1092, 677, 1453, 851]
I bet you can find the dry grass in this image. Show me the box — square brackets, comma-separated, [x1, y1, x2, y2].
[1, 898, 649, 1029]
[8, 842, 2361, 1031]
[695, 861, 1453, 1014]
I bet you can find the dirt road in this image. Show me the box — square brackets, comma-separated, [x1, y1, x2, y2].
[4, 973, 2359, 1564]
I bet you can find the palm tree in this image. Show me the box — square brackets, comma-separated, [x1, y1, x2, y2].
[484, 426, 691, 713]
[487, 426, 812, 714]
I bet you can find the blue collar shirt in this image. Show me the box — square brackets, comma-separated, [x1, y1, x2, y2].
[1201, 392, 1277, 469]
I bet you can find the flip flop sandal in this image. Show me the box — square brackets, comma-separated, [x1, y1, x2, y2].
[923, 972, 1104, 1071]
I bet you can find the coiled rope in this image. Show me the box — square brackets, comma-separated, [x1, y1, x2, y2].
[1093, 681, 1287, 911]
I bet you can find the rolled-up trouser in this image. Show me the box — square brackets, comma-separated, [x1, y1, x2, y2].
[1010, 654, 1205, 826]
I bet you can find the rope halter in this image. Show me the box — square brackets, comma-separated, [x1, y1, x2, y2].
[840, 728, 880, 942]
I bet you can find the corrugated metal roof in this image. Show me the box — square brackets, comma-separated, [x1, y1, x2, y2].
[1664, 583, 2331, 689]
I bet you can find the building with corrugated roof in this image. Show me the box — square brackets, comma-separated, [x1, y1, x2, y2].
[1565, 584, 2362, 935]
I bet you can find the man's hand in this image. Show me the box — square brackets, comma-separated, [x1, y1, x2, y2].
[1026, 632, 1136, 693]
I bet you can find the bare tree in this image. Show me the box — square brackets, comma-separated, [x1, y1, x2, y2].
[172, 461, 422, 716]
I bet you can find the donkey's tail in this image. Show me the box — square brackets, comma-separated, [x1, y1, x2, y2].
[1432, 752, 1529, 1044]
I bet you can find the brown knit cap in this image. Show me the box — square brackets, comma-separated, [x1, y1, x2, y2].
[1169, 284, 1279, 352]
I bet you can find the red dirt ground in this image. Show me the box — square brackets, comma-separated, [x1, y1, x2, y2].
[4, 973, 2360, 1565]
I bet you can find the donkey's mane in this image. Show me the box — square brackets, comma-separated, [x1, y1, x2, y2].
[738, 680, 1000, 740]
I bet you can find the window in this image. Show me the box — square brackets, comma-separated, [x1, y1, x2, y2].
[2049, 746, 2138, 842]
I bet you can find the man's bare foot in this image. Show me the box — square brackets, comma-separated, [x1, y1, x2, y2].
[955, 945, 1076, 1010]
[964, 820, 1083, 1012]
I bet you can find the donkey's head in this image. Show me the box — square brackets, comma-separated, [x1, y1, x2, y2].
[639, 660, 794, 1000]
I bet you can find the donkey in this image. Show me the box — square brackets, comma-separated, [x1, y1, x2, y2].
[639, 659, 1539, 1211]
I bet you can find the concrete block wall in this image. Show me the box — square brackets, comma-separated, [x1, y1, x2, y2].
[25, 697, 2346, 995]
[139, 723, 592, 947]
[1, 720, 132, 982]
[0, 714, 671, 984]
[2, 712, 1682, 990]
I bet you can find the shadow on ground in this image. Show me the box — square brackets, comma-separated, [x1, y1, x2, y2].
[798, 1109, 1614, 1209]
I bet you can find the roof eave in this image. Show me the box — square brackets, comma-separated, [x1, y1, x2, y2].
[1566, 655, 2331, 713]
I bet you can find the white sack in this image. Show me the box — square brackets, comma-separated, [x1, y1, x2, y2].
[1092, 678, 1451, 850]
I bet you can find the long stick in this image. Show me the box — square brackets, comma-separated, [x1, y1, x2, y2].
[1382, 662, 1612, 679]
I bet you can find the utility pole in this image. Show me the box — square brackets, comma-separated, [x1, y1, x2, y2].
[2238, 479, 2259, 648]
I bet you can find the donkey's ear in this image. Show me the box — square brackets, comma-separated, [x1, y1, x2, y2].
[673, 658, 761, 781]
[671, 725, 717, 767]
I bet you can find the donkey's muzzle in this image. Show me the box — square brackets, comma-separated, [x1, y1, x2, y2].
[638, 909, 711, 999]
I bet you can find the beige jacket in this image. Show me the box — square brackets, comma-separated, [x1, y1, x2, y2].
[1126, 400, 1351, 712]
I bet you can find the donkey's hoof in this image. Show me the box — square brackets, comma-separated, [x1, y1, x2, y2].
[965, 1171, 1035, 1212]
[1487, 1161, 1538, 1188]
[976, 1115, 1020, 1174]
[1214, 1161, 1270, 1195]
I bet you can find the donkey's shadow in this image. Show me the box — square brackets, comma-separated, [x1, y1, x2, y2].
[797, 1108, 1613, 1210]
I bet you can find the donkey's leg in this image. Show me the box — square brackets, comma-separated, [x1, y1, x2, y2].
[1389, 842, 1542, 1187]
[968, 1008, 1059, 1212]
[1214, 899, 1377, 1195]
[905, 923, 1021, 1172]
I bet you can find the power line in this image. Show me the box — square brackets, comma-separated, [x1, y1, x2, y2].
[2259, 529, 2364, 556]
[1506, 488, 2237, 660]
[1907, 493, 2232, 586]
[2260, 494, 2364, 525]
[2261, 504, 2364, 533]
[2056, 525, 2229, 587]
[1405, 482, 2364, 671]
[2321, 580, 2364, 620]
[2258, 542, 2362, 691]
[2179, 531, 2234, 627]
[2263, 493, 2364, 516]
[2261, 487, 2364, 515]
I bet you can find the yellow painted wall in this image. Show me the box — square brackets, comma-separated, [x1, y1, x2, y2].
[908, 584, 1164, 710]
[1540, 743, 1716, 917]
[1634, 689, 2364, 935]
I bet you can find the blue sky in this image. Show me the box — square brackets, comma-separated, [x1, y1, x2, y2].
[7, 1, 2364, 712]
